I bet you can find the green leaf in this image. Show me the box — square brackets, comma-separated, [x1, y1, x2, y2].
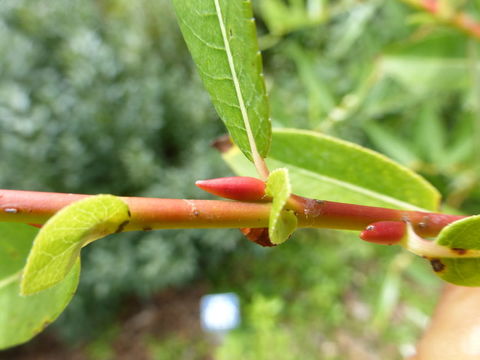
[430, 216, 480, 286]
[21, 195, 130, 295]
[172, 0, 271, 162]
[414, 104, 446, 165]
[437, 215, 480, 251]
[0, 223, 80, 349]
[265, 168, 297, 244]
[224, 128, 440, 211]
[259, 0, 327, 36]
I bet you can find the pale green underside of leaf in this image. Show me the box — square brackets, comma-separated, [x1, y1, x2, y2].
[223, 128, 440, 211]
[432, 216, 480, 286]
[265, 168, 297, 244]
[21, 195, 130, 295]
[172, 0, 271, 161]
[0, 223, 80, 349]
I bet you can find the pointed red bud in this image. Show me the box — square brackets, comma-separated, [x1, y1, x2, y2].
[195, 177, 267, 202]
[28, 223, 43, 229]
[360, 221, 406, 245]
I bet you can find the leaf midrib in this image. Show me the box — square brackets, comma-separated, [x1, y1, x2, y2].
[213, 0, 261, 162]
[271, 160, 427, 211]
[0, 271, 21, 290]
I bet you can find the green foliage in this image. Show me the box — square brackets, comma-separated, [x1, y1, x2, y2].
[432, 215, 480, 286]
[225, 128, 440, 210]
[380, 33, 475, 96]
[172, 0, 271, 162]
[0, 223, 80, 349]
[146, 334, 210, 360]
[21, 195, 130, 295]
[265, 168, 297, 244]
[214, 230, 440, 359]
[260, 0, 480, 211]
[216, 295, 297, 360]
[258, 0, 328, 37]
[0, 0, 223, 194]
[2, 0, 480, 356]
[0, 0, 236, 341]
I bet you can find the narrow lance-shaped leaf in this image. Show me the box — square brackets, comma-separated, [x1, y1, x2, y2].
[172, 0, 271, 176]
[21, 195, 130, 295]
[224, 128, 440, 211]
[0, 223, 80, 349]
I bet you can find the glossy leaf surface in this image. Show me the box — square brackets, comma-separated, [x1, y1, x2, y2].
[172, 0, 271, 162]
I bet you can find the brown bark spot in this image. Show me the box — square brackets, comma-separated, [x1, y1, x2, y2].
[304, 199, 324, 217]
[430, 259, 445, 272]
[115, 220, 130, 234]
[452, 248, 468, 255]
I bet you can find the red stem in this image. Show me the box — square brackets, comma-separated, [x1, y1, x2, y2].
[288, 195, 465, 237]
[0, 189, 466, 236]
[0, 190, 271, 230]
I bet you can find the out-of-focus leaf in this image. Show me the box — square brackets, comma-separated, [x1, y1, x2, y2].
[380, 33, 476, 96]
[259, 0, 328, 36]
[444, 138, 474, 167]
[373, 253, 413, 329]
[224, 129, 440, 210]
[286, 44, 336, 125]
[172, 0, 271, 162]
[443, 115, 475, 167]
[364, 122, 420, 167]
[265, 168, 297, 244]
[328, 2, 377, 58]
[0, 223, 80, 349]
[414, 104, 446, 164]
[21, 195, 130, 295]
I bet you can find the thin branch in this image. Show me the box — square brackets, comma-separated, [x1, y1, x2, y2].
[0, 189, 465, 237]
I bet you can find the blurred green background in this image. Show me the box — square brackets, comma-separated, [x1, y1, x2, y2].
[0, 0, 479, 359]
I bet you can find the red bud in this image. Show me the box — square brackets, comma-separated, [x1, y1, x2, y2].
[240, 228, 275, 247]
[360, 221, 405, 245]
[195, 177, 267, 202]
[28, 223, 43, 228]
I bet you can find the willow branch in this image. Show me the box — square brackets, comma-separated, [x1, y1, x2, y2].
[0, 189, 465, 237]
